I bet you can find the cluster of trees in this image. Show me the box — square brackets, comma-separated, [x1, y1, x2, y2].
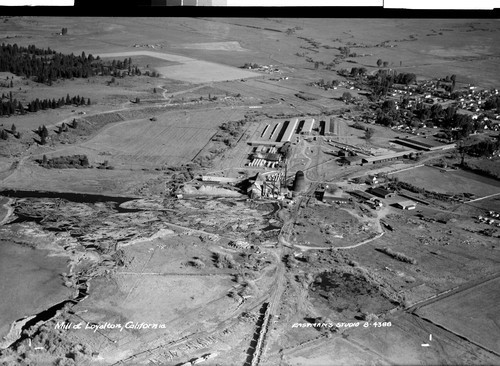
[1, 123, 21, 139]
[375, 100, 478, 139]
[349, 67, 367, 77]
[338, 46, 350, 57]
[40, 154, 90, 169]
[337, 67, 367, 78]
[0, 93, 88, 117]
[458, 137, 500, 164]
[437, 74, 457, 93]
[376, 59, 389, 68]
[213, 119, 246, 147]
[312, 79, 339, 89]
[393, 72, 417, 85]
[484, 95, 500, 111]
[368, 70, 418, 100]
[27, 94, 89, 113]
[36, 125, 49, 144]
[352, 121, 375, 140]
[242, 63, 260, 69]
[0, 43, 143, 84]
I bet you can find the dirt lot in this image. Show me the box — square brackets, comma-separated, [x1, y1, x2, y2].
[291, 203, 378, 248]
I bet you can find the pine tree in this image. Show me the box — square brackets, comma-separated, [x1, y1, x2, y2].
[11, 123, 16, 133]
[42, 154, 48, 165]
[41, 125, 49, 138]
[0, 129, 8, 140]
[87, 98, 91, 105]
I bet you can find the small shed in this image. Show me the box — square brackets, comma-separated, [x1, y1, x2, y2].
[395, 200, 417, 210]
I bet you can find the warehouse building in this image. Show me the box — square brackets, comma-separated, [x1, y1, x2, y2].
[301, 118, 315, 134]
[367, 187, 395, 199]
[361, 151, 411, 164]
[327, 117, 338, 135]
[395, 200, 417, 210]
[280, 118, 298, 142]
[201, 176, 239, 184]
[322, 189, 351, 204]
[392, 137, 456, 152]
[349, 190, 377, 202]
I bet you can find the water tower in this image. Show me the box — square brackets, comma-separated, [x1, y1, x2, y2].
[292, 171, 306, 193]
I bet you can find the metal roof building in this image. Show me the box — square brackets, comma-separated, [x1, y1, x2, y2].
[367, 187, 395, 198]
[361, 151, 411, 164]
[395, 200, 417, 210]
[280, 118, 298, 142]
[349, 190, 376, 202]
[202, 176, 239, 183]
[301, 118, 315, 134]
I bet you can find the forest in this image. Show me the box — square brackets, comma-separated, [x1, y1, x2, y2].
[0, 43, 148, 84]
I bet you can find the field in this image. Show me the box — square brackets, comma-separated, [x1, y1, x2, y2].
[81, 108, 244, 167]
[394, 166, 500, 197]
[416, 277, 500, 355]
[1, 16, 500, 366]
[98, 51, 260, 83]
[71, 233, 238, 363]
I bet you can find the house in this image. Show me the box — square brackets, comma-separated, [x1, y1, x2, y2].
[367, 187, 395, 199]
[395, 200, 417, 210]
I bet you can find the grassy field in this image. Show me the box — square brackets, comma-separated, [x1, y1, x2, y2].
[416, 277, 500, 355]
[2, 17, 499, 87]
[98, 50, 260, 83]
[394, 166, 500, 197]
[79, 107, 244, 168]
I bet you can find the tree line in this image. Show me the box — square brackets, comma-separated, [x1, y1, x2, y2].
[375, 99, 479, 139]
[0, 93, 89, 117]
[0, 43, 145, 84]
[40, 154, 90, 169]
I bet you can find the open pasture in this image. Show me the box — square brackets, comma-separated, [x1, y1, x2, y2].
[393, 166, 500, 198]
[81, 108, 244, 168]
[416, 276, 500, 355]
[98, 51, 260, 83]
